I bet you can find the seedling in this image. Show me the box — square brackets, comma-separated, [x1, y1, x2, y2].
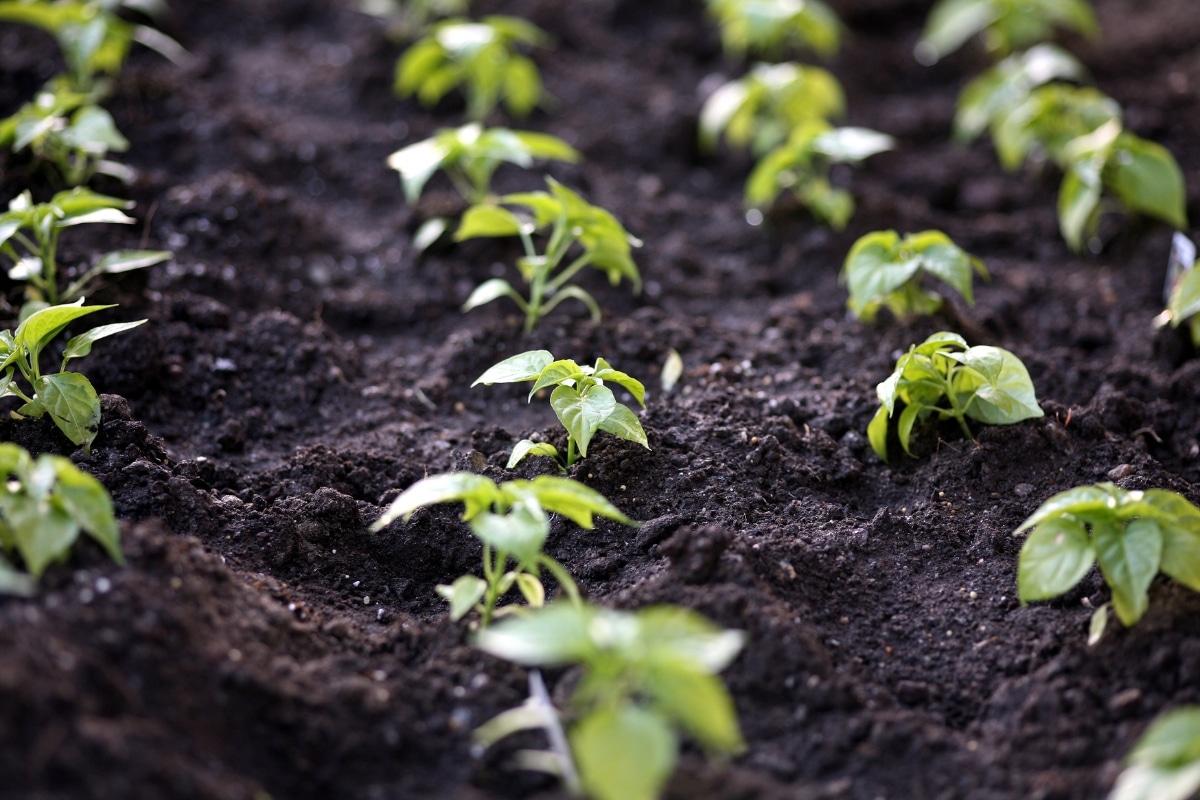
[0, 189, 171, 319]
[475, 602, 745, 800]
[394, 15, 549, 121]
[1015, 483, 1200, 643]
[0, 441, 122, 595]
[359, 0, 468, 42]
[841, 229, 988, 323]
[369, 472, 636, 626]
[991, 83, 1120, 171]
[915, 0, 1098, 64]
[388, 123, 579, 206]
[0, 77, 132, 186]
[699, 62, 845, 157]
[1166, 253, 1200, 347]
[472, 350, 649, 470]
[0, 0, 186, 92]
[705, 0, 841, 60]
[1108, 706, 1200, 800]
[0, 299, 145, 451]
[868, 331, 1043, 461]
[745, 120, 893, 230]
[455, 178, 641, 332]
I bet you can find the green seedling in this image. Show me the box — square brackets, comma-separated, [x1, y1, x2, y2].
[841, 229, 988, 323]
[868, 331, 1043, 461]
[359, 0, 468, 42]
[475, 602, 745, 800]
[394, 15, 549, 121]
[954, 44, 1088, 144]
[1108, 706, 1200, 800]
[369, 472, 636, 626]
[473, 349, 649, 470]
[0, 299, 145, 451]
[745, 119, 893, 230]
[455, 178, 641, 332]
[1015, 483, 1200, 643]
[992, 83, 1119, 171]
[1166, 256, 1200, 348]
[705, 0, 840, 60]
[0, 189, 171, 319]
[699, 62, 845, 157]
[0, 76, 132, 186]
[0, 441, 122, 595]
[0, 0, 186, 92]
[915, 0, 1098, 64]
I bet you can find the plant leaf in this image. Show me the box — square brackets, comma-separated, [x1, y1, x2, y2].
[645, 663, 744, 754]
[1094, 518, 1163, 627]
[506, 440, 561, 469]
[370, 472, 499, 531]
[469, 500, 548, 566]
[550, 383, 616, 458]
[473, 350, 554, 387]
[437, 574, 487, 621]
[50, 457, 122, 563]
[474, 602, 597, 665]
[597, 403, 649, 450]
[957, 345, 1044, 424]
[518, 475, 637, 528]
[1017, 516, 1095, 603]
[62, 320, 146, 367]
[38, 372, 100, 451]
[571, 704, 677, 800]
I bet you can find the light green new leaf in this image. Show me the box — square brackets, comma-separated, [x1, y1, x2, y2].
[472, 350, 554, 386]
[7, 495, 78, 578]
[38, 372, 100, 450]
[646, 663, 744, 755]
[957, 346, 1044, 424]
[1059, 163, 1103, 252]
[1127, 707, 1200, 769]
[437, 575, 487, 621]
[15, 300, 110, 357]
[1109, 763, 1200, 800]
[461, 277, 525, 313]
[370, 472, 499, 531]
[1015, 484, 1120, 533]
[62, 319, 147, 366]
[528, 359, 583, 398]
[1094, 518, 1163, 627]
[469, 501, 547, 566]
[387, 138, 449, 203]
[571, 704, 677, 800]
[52, 459, 122, 563]
[94, 250, 170, 274]
[474, 602, 597, 665]
[550, 383, 616, 458]
[506, 439, 560, 469]
[867, 404, 891, 462]
[455, 204, 525, 240]
[519, 475, 637, 528]
[1018, 516, 1095, 602]
[597, 403, 649, 450]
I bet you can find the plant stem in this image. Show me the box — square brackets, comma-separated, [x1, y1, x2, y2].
[538, 555, 582, 606]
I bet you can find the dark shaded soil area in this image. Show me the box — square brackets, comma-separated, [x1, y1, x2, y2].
[2, 0, 1200, 798]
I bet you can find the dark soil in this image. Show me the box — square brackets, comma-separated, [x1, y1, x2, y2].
[2, 0, 1200, 798]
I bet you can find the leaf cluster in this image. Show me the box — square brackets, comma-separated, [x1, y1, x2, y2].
[456, 178, 641, 332]
[370, 472, 635, 625]
[1167, 258, 1200, 348]
[1016, 483, 1200, 640]
[745, 120, 893, 229]
[473, 349, 649, 469]
[705, 0, 841, 61]
[475, 602, 745, 800]
[868, 331, 1043, 461]
[394, 15, 549, 121]
[841, 229, 987, 323]
[0, 441, 122, 595]
[1108, 706, 1200, 800]
[916, 0, 1097, 64]
[0, 188, 170, 318]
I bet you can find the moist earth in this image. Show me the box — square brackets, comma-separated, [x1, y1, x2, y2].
[2, 0, 1200, 798]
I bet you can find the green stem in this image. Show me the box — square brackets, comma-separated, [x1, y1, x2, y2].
[564, 436, 579, 467]
[538, 555, 582, 606]
[937, 368, 974, 440]
[545, 253, 592, 293]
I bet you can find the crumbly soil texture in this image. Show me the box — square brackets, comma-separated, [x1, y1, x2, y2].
[2, 1, 1200, 798]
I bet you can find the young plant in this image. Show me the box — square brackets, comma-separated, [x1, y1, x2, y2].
[705, 0, 841, 60]
[991, 83, 1120, 171]
[841, 229, 988, 323]
[1166, 251, 1200, 348]
[0, 189, 171, 319]
[369, 472, 636, 626]
[475, 602, 745, 800]
[698, 62, 845, 157]
[745, 120, 893, 230]
[472, 350, 649, 470]
[868, 331, 1043, 461]
[915, 0, 1098, 64]
[394, 15, 549, 121]
[0, 441, 123, 595]
[0, 299, 145, 451]
[1015, 483, 1200, 643]
[0, 77, 132, 186]
[455, 177, 641, 332]
[1108, 706, 1200, 800]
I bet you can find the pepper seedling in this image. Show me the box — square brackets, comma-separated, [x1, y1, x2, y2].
[1108, 706, 1200, 800]
[868, 331, 1043, 461]
[705, 0, 841, 60]
[841, 229, 988, 323]
[369, 473, 636, 626]
[455, 178, 641, 332]
[699, 62, 845, 157]
[0, 188, 171, 320]
[394, 15, 549, 121]
[915, 0, 1098, 65]
[475, 602, 745, 800]
[1015, 483, 1200, 644]
[0, 299, 146, 451]
[745, 120, 893, 230]
[0, 440, 123, 595]
[473, 349, 649, 470]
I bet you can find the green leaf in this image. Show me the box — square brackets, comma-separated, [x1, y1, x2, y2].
[436, 574, 487, 621]
[1107, 134, 1188, 230]
[1094, 518, 1163, 627]
[468, 500, 548, 566]
[7, 494, 78, 578]
[0, 557, 35, 596]
[51, 457, 121, 563]
[597, 403, 649, 450]
[1059, 163, 1103, 252]
[462, 278, 525, 313]
[592, 358, 646, 406]
[512, 572, 545, 606]
[472, 350, 554, 387]
[957, 345, 1044, 424]
[1016, 484, 1121, 533]
[455, 204, 525, 240]
[38, 372, 100, 451]
[1088, 603, 1108, 646]
[897, 402, 922, 456]
[550, 383, 616, 458]
[1147, 491, 1200, 592]
[812, 127, 894, 163]
[519, 475, 637, 528]
[1017, 516, 1095, 603]
[387, 137, 450, 204]
[512, 131, 580, 163]
[370, 472, 500, 531]
[645, 663, 744, 754]
[916, 0, 1000, 63]
[528, 359, 584, 398]
[502, 54, 541, 118]
[16, 301, 111, 360]
[474, 602, 597, 665]
[62, 320, 146, 367]
[571, 704, 677, 800]
[506, 439, 561, 469]
[638, 606, 745, 673]
[1109, 763, 1200, 800]
[94, 250, 170, 275]
[1127, 707, 1200, 769]
[867, 404, 891, 462]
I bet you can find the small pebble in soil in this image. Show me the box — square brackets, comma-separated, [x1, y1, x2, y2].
[1014, 483, 1034, 497]
[1107, 463, 1135, 481]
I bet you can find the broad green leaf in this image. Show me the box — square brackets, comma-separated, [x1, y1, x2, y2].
[916, 0, 1000, 62]
[94, 249, 170, 274]
[1148, 491, 1200, 592]
[699, 81, 749, 152]
[550, 383, 616, 458]
[867, 404, 890, 462]
[638, 606, 745, 672]
[51, 457, 121, 563]
[518, 475, 636, 528]
[512, 131, 580, 163]
[469, 501, 548, 566]
[645, 664, 744, 755]
[455, 204, 524, 240]
[395, 38, 445, 95]
[897, 402, 922, 456]
[7, 494, 78, 578]
[1109, 763, 1200, 800]
[474, 602, 597, 665]
[52, 187, 131, 217]
[1018, 516, 1095, 602]
[437, 574, 487, 620]
[512, 572, 545, 607]
[62, 320, 147, 366]
[472, 350, 554, 387]
[15, 300, 110, 359]
[502, 54, 541, 118]
[38, 372, 100, 450]
[506, 440, 560, 469]
[1126, 707, 1200, 769]
[370, 472, 500, 531]
[1107, 134, 1188, 230]
[387, 138, 450, 203]
[592, 359, 645, 406]
[461, 278, 525, 313]
[528, 359, 584, 398]
[914, 331, 969, 355]
[571, 704, 677, 800]
[1094, 518, 1163, 627]
[64, 105, 128, 152]
[1016, 484, 1122, 533]
[597, 403, 649, 450]
[958, 346, 1043, 424]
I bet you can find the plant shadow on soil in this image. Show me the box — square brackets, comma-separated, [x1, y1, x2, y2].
[2, 0, 1200, 798]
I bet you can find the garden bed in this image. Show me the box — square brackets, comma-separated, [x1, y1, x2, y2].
[2, 0, 1200, 797]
